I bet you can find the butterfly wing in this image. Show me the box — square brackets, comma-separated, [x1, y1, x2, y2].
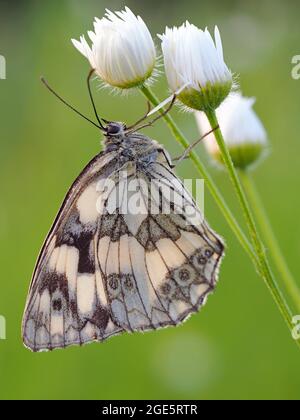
[23, 148, 224, 352]
[99, 152, 224, 332]
[22, 151, 126, 351]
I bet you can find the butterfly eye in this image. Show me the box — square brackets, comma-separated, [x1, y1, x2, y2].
[107, 124, 121, 135]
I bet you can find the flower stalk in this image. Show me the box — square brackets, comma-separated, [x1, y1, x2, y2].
[197, 92, 300, 312]
[205, 109, 298, 343]
[239, 170, 300, 312]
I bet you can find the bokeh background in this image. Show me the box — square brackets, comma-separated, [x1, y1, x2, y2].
[1, 0, 300, 400]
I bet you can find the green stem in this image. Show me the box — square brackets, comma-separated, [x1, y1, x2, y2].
[205, 109, 298, 345]
[239, 170, 300, 312]
[139, 85, 256, 265]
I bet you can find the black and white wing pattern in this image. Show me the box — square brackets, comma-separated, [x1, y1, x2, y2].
[22, 151, 123, 351]
[22, 148, 224, 352]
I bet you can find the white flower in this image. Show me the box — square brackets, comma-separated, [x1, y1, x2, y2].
[71, 7, 156, 89]
[196, 92, 268, 169]
[159, 23, 232, 111]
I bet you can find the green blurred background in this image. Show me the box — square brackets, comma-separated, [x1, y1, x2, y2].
[1, 0, 300, 400]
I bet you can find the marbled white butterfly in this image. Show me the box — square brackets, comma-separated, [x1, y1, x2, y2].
[22, 74, 224, 351]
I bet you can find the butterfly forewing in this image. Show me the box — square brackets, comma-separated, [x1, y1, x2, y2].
[22, 132, 224, 352]
[22, 151, 124, 351]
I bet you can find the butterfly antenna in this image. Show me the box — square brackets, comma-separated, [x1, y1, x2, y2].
[40, 77, 104, 131]
[87, 69, 106, 130]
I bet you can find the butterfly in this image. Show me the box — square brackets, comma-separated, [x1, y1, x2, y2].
[22, 73, 224, 352]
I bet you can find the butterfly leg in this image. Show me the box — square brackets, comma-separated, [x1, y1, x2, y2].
[128, 95, 177, 134]
[172, 125, 219, 167]
[143, 94, 177, 127]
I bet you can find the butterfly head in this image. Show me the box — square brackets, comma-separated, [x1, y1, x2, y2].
[103, 121, 127, 140]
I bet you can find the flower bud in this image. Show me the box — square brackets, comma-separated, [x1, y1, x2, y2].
[196, 92, 268, 170]
[159, 23, 232, 111]
[72, 7, 156, 89]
